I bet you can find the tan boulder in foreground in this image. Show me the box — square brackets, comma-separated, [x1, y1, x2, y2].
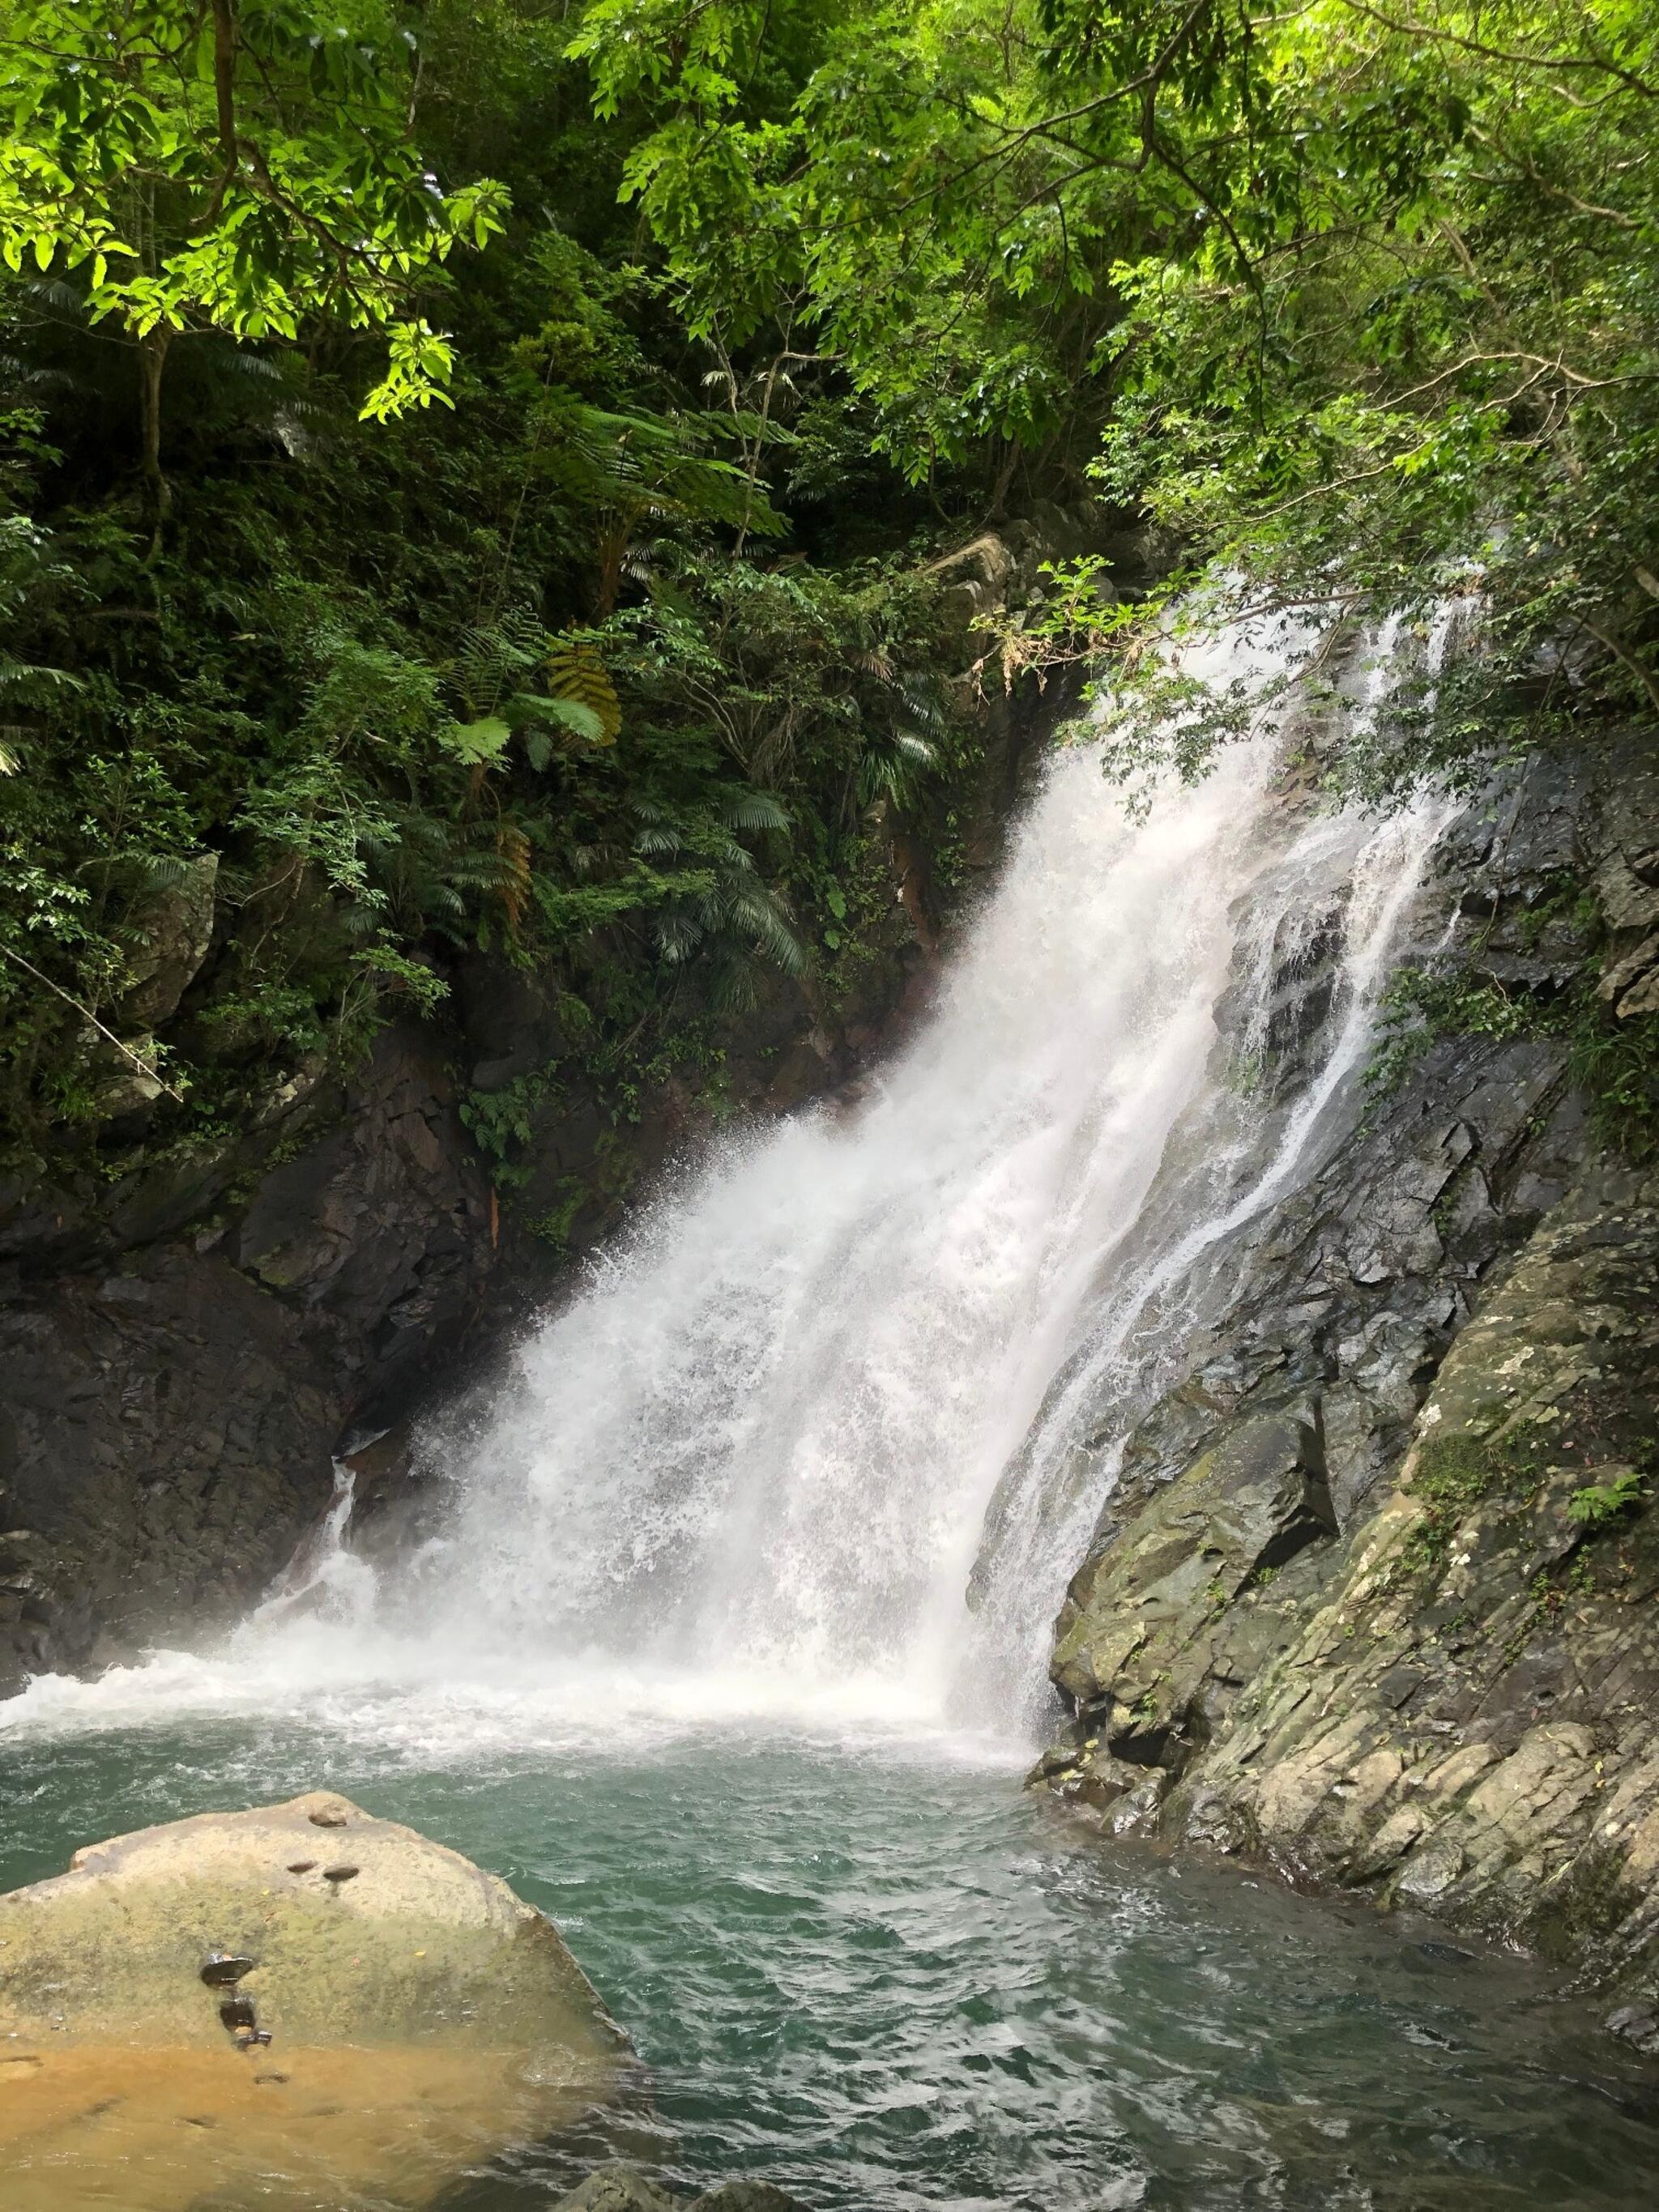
[0, 1788, 632, 2211]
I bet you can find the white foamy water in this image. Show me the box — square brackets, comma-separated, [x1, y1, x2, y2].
[0, 612, 1456, 1756]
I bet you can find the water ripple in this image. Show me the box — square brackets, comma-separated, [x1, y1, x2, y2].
[3, 1720, 1655, 2211]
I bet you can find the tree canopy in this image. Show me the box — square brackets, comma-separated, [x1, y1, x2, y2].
[561, 0, 1658, 773]
[1, 0, 1654, 1191]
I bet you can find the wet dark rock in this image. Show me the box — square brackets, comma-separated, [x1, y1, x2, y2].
[1607, 2005, 1659, 2058]
[0, 1246, 344, 1693]
[1034, 744, 1659, 2042]
[0, 1021, 493, 1694]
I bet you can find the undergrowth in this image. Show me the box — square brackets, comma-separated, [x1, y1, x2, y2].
[1367, 960, 1659, 1161]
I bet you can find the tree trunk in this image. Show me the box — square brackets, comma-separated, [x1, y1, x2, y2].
[986, 436, 1020, 522]
[138, 326, 173, 554]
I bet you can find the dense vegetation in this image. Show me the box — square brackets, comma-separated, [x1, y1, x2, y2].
[2, 2, 1655, 1190]
[0, 1, 986, 1185]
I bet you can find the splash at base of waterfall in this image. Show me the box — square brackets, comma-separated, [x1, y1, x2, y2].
[0, 609, 1456, 1754]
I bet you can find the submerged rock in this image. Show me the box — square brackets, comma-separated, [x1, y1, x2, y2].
[550, 2166, 806, 2212]
[554, 2170, 682, 2212]
[0, 1789, 631, 2210]
[693, 2187, 807, 2211]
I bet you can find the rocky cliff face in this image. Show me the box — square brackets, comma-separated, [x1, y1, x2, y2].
[0, 1021, 493, 1686]
[1032, 745, 1659, 2040]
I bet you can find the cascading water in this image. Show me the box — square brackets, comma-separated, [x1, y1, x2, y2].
[11, 603, 1657, 2212]
[964, 612, 1465, 1718]
[0, 606, 1454, 1748]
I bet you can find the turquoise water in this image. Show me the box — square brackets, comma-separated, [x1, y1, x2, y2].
[3, 1715, 1657, 2210]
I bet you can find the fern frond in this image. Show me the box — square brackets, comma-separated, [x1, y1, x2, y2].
[727, 888, 807, 975]
[513, 693, 607, 748]
[706, 952, 761, 1013]
[656, 912, 705, 963]
[438, 716, 513, 765]
[893, 676, 949, 731]
[495, 821, 533, 940]
[544, 641, 621, 744]
[0, 656, 83, 698]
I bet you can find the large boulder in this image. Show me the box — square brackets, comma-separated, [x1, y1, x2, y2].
[0, 1789, 630, 2210]
[118, 854, 219, 1030]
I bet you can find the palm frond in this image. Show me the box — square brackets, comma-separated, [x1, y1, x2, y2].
[727, 887, 807, 975]
[721, 787, 792, 835]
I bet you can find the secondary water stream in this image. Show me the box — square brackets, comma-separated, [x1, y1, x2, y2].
[4, 612, 1656, 2208]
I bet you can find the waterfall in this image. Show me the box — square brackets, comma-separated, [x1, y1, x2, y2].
[962, 610, 1465, 1724]
[0, 610, 1456, 1750]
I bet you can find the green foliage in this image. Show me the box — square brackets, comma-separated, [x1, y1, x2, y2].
[1002, 3, 1657, 788]
[1416, 1433, 1500, 1510]
[0, 1, 507, 422]
[1396, 1427, 1528, 1581]
[1567, 1470, 1648, 1529]
[18, 0, 1651, 1214]
[1366, 966, 1540, 1102]
[459, 1064, 566, 1191]
[0, 2, 992, 1187]
[565, 0, 1134, 482]
[578, 2, 1657, 795]
[440, 615, 613, 774]
[1367, 920, 1659, 1160]
[1566, 1004, 1659, 1157]
[523, 1176, 591, 1254]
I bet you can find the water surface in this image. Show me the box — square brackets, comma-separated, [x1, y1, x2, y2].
[3, 1715, 1654, 2211]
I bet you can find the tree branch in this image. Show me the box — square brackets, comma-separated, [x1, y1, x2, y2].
[0, 943, 187, 1102]
[1584, 618, 1659, 718]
